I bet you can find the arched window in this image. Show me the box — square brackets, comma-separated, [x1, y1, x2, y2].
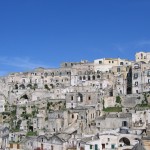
[19, 84, 25, 89]
[88, 76, 91, 80]
[72, 114, 74, 119]
[92, 75, 95, 80]
[79, 76, 82, 80]
[83, 76, 86, 80]
[78, 93, 83, 102]
[119, 137, 130, 146]
[88, 96, 91, 100]
[71, 96, 73, 100]
[27, 84, 32, 89]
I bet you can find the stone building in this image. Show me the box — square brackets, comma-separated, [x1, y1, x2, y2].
[132, 61, 150, 94]
[96, 113, 132, 132]
[0, 126, 9, 149]
[136, 51, 150, 63]
[46, 110, 68, 134]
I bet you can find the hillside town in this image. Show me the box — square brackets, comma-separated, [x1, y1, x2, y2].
[0, 51, 150, 150]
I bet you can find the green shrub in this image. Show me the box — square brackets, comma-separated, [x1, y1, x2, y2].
[103, 107, 122, 112]
[26, 131, 37, 137]
[116, 96, 121, 104]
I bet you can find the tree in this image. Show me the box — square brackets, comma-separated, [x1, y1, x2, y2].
[116, 96, 121, 104]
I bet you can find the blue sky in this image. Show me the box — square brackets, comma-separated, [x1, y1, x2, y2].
[0, 0, 150, 75]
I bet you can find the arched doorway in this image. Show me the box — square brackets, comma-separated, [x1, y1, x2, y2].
[119, 137, 130, 146]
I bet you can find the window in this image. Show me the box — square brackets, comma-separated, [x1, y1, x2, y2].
[88, 76, 91, 80]
[72, 114, 74, 119]
[134, 64, 139, 69]
[17, 144, 20, 149]
[147, 71, 150, 77]
[83, 76, 86, 80]
[88, 96, 91, 100]
[102, 144, 105, 149]
[122, 121, 128, 127]
[10, 144, 13, 148]
[71, 96, 73, 100]
[135, 82, 138, 86]
[148, 79, 150, 83]
[136, 90, 138, 94]
[117, 68, 120, 72]
[90, 145, 92, 149]
[120, 62, 123, 65]
[80, 95, 83, 102]
[108, 138, 110, 142]
[95, 144, 98, 150]
[112, 61, 114, 63]
[109, 90, 113, 96]
[134, 73, 138, 79]
[92, 76, 95, 80]
[99, 61, 102, 64]
[109, 61, 111, 63]
[111, 144, 115, 149]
